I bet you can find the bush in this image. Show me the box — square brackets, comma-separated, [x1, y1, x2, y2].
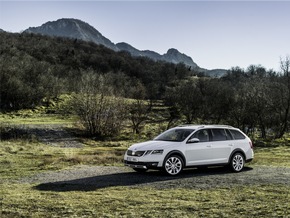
[70, 73, 127, 138]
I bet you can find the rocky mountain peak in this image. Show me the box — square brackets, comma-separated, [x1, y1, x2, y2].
[164, 48, 198, 68]
[166, 48, 179, 54]
[25, 18, 118, 51]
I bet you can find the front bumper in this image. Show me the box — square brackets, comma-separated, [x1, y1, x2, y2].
[124, 160, 159, 169]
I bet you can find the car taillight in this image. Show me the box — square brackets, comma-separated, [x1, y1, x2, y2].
[249, 141, 253, 149]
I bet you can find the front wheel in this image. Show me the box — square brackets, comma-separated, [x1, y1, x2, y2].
[163, 155, 184, 176]
[230, 153, 245, 172]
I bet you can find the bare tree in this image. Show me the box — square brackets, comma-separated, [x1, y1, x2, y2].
[127, 81, 150, 134]
[71, 71, 126, 137]
[275, 56, 290, 138]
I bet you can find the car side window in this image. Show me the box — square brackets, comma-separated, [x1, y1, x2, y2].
[211, 129, 227, 141]
[229, 129, 246, 140]
[191, 130, 210, 142]
[225, 129, 234, 140]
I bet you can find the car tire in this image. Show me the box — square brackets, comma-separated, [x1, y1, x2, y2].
[133, 168, 148, 173]
[230, 152, 245, 172]
[163, 155, 184, 176]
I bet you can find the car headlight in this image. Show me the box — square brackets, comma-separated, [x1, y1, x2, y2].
[144, 150, 152, 155]
[151, 150, 163, 155]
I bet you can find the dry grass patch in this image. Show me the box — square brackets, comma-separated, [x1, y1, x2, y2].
[251, 146, 290, 167]
[1, 184, 289, 217]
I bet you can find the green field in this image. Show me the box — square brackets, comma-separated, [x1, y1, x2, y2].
[1, 114, 290, 217]
[1, 183, 289, 217]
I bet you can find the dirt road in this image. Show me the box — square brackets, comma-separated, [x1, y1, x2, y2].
[18, 165, 290, 192]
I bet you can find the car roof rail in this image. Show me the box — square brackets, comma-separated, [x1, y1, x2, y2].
[211, 125, 234, 128]
[197, 125, 205, 129]
[176, 124, 234, 129]
[177, 124, 193, 127]
[177, 124, 203, 128]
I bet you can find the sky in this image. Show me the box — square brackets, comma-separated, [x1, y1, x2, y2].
[0, 1, 289, 71]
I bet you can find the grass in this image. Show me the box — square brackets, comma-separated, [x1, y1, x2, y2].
[3, 140, 290, 181]
[0, 112, 75, 125]
[252, 146, 290, 167]
[1, 112, 290, 217]
[0, 139, 126, 181]
[1, 184, 289, 217]
[1, 139, 289, 217]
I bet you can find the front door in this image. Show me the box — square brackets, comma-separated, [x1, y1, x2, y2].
[185, 129, 213, 166]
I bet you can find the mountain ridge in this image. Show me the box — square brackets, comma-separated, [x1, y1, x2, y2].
[24, 18, 227, 76]
[24, 18, 201, 70]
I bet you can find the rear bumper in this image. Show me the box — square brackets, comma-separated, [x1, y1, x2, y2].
[124, 160, 159, 169]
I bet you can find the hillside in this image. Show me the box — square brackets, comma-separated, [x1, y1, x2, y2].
[0, 31, 194, 110]
[24, 18, 200, 70]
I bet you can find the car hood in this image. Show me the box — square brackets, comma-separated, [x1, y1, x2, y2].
[128, 140, 177, 151]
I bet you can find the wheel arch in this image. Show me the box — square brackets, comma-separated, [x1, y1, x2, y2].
[162, 150, 186, 167]
[228, 149, 246, 164]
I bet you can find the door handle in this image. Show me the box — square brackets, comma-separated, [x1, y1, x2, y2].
[228, 144, 234, 146]
[206, 145, 212, 148]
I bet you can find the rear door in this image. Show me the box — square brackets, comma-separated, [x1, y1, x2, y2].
[209, 128, 233, 164]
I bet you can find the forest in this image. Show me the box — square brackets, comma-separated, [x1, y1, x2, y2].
[1, 31, 290, 139]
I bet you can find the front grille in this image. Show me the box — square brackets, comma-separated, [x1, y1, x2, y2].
[127, 150, 145, 157]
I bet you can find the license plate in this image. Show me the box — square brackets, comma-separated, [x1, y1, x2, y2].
[127, 157, 138, 162]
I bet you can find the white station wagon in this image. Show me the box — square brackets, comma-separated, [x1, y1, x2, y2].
[124, 125, 254, 175]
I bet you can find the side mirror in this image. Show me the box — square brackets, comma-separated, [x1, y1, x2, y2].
[187, 138, 200, 144]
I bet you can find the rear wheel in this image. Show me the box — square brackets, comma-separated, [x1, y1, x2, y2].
[230, 152, 244, 172]
[163, 155, 184, 176]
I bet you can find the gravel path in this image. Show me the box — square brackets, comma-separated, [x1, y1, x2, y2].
[18, 165, 290, 191]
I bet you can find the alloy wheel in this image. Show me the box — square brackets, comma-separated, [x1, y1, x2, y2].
[231, 153, 244, 172]
[164, 156, 183, 175]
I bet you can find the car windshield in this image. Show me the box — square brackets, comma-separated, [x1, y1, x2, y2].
[154, 129, 194, 142]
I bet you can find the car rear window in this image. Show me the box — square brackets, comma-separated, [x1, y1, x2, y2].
[229, 129, 246, 140]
